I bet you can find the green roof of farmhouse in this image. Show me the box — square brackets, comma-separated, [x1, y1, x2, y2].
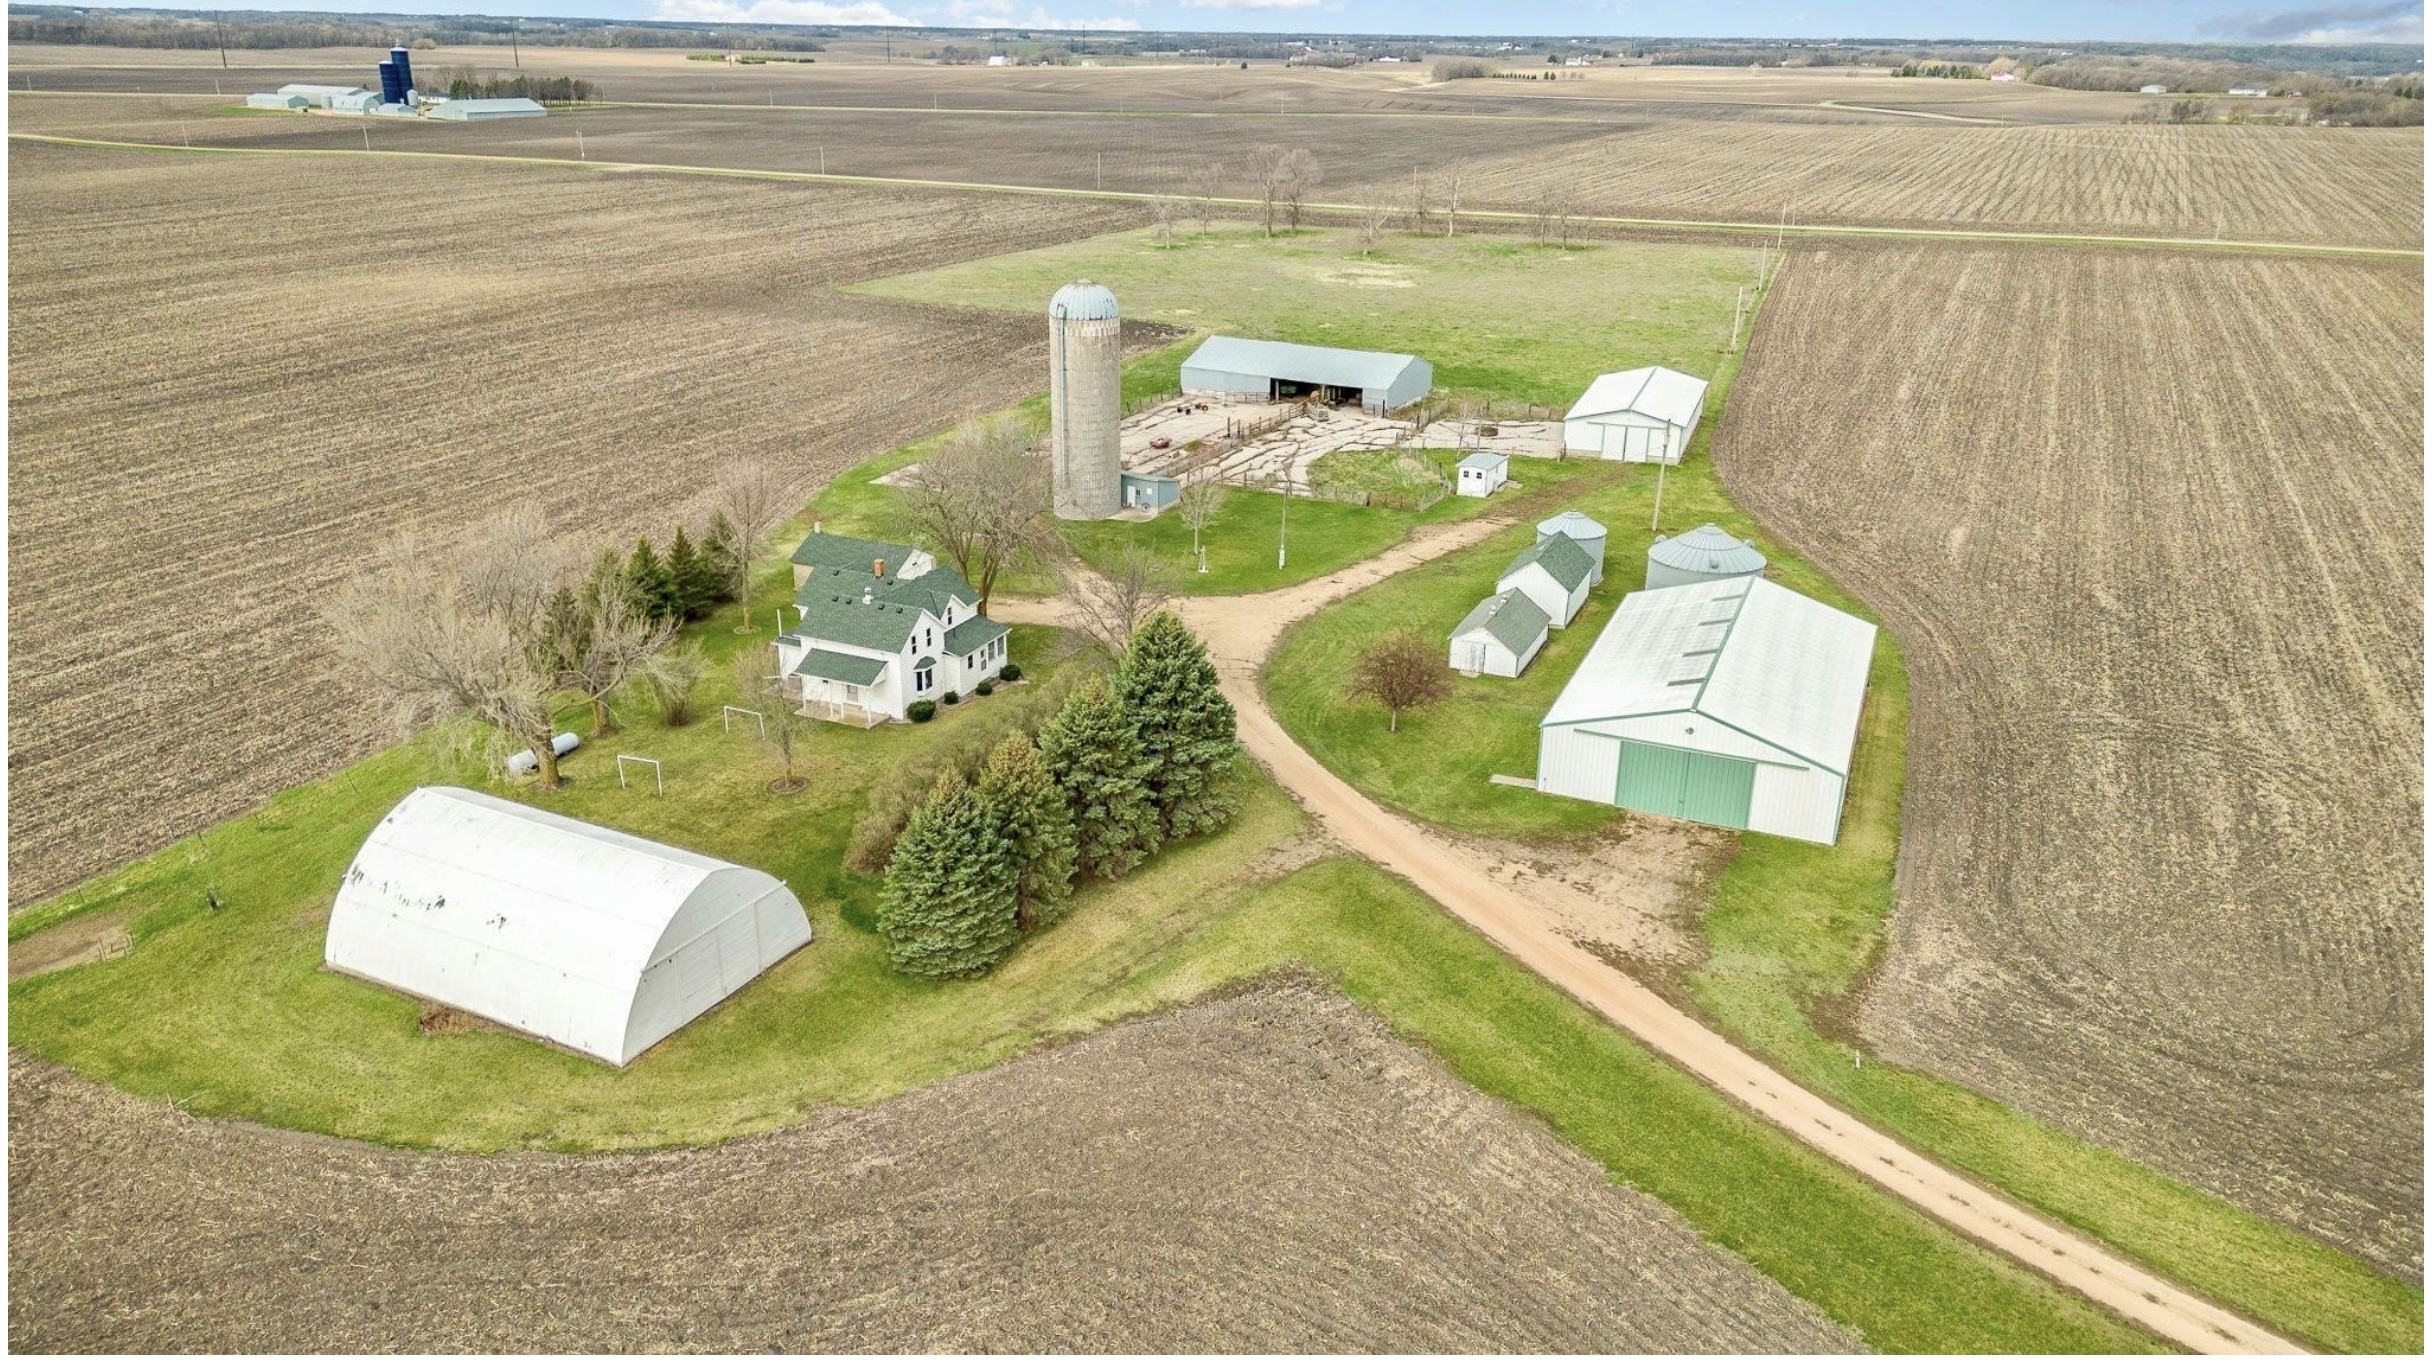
[790, 531, 921, 575]
[792, 562, 985, 653]
[792, 648, 888, 686]
[1499, 532, 1595, 593]
[943, 614, 1008, 656]
[1452, 589, 1551, 652]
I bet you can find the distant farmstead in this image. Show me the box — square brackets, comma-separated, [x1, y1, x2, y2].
[1536, 578, 1876, 844]
[325, 786, 814, 1066]
[1563, 366, 1710, 464]
[1181, 336, 1433, 412]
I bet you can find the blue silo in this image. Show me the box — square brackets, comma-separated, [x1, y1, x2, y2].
[376, 59, 404, 105]
[390, 45, 416, 99]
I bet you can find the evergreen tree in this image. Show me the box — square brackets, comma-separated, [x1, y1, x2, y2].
[1115, 610, 1240, 840]
[667, 526, 723, 620]
[700, 509, 743, 604]
[879, 771, 1022, 979]
[1036, 674, 1160, 880]
[625, 536, 680, 623]
[976, 730, 1078, 929]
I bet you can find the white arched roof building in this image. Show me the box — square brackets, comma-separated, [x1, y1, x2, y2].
[326, 787, 814, 1066]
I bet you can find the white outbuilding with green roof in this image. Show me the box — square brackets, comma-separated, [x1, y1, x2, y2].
[1496, 532, 1596, 628]
[1536, 577, 1876, 845]
[1449, 588, 1551, 678]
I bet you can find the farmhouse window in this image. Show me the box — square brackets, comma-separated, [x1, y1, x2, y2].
[915, 664, 934, 692]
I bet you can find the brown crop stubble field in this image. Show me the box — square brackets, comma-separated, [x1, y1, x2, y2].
[1715, 243, 2424, 1276]
[6, 140, 1132, 907]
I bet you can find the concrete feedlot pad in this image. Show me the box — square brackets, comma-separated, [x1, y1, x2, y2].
[1715, 243, 2424, 1277]
[5, 141, 1140, 908]
[7, 979, 1860, 1354]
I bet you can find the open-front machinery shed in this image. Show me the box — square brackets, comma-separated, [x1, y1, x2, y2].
[1536, 578, 1876, 844]
[325, 787, 814, 1065]
[1180, 335, 1432, 412]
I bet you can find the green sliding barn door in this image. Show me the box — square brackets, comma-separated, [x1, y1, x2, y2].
[1615, 741, 1755, 830]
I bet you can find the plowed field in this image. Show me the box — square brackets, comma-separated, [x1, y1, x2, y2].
[6, 140, 1130, 906]
[7, 978, 1860, 1353]
[1715, 244, 2424, 1276]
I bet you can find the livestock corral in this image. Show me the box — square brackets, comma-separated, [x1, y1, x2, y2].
[5, 140, 1133, 905]
[1715, 244, 2425, 1278]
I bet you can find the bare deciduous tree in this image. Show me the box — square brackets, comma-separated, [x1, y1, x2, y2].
[547, 567, 678, 736]
[731, 648, 810, 792]
[1355, 199, 1390, 255]
[899, 413, 1051, 615]
[1059, 543, 1177, 658]
[1275, 147, 1322, 231]
[639, 641, 709, 726]
[1177, 458, 1227, 568]
[1408, 165, 1431, 234]
[1185, 159, 1226, 233]
[1347, 630, 1452, 732]
[708, 459, 794, 632]
[328, 507, 573, 787]
[1441, 161, 1466, 237]
[1148, 194, 1179, 247]
[1249, 142, 1287, 235]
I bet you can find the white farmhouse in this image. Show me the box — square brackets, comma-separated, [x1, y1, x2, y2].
[1563, 366, 1710, 464]
[325, 786, 814, 1066]
[1455, 451, 1509, 498]
[777, 532, 1008, 725]
[1536, 577, 1877, 845]
[1449, 589, 1551, 677]
[1496, 531, 1597, 628]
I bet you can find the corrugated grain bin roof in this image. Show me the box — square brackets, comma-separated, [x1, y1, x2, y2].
[1650, 523, 1767, 576]
[1049, 280, 1120, 320]
[324, 787, 811, 1065]
[1538, 509, 1606, 542]
[1566, 366, 1710, 426]
[1543, 577, 1876, 776]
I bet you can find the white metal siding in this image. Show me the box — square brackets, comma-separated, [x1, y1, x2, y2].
[1499, 565, 1587, 629]
[1537, 725, 1622, 801]
[1749, 765, 1847, 845]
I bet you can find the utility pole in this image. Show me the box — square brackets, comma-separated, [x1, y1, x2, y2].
[1096, 150, 1103, 189]
[1651, 456, 1669, 534]
[1728, 285, 1747, 352]
[1277, 475, 1290, 569]
[511, 18, 521, 69]
[215, 12, 228, 69]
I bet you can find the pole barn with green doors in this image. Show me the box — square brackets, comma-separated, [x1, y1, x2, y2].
[1534, 577, 1877, 845]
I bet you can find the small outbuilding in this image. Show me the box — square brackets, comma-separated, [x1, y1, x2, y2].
[429, 97, 549, 120]
[1536, 509, 1607, 584]
[1647, 523, 1766, 590]
[1181, 335, 1433, 412]
[1563, 366, 1710, 464]
[1455, 451, 1509, 498]
[1449, 589, 1551, 678]
[1120, 471, 1181, 513]
[1496, 532, 1597, 628]
[325, 787, 814, 1065]
[246, 91, 310, 110]
[1536, 577, 1877, 844]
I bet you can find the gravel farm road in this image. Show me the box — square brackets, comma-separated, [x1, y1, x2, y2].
[995, 518, 2305, 1356]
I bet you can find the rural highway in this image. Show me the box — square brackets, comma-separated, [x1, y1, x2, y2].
[1000, 520, 2305, 1355]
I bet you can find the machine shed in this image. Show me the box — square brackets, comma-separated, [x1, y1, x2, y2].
[1564, 366, 1710, 465]
[1181, 336, 1432, 412]
[429, 97, 549, 120]
[325, 787, 813, 1065]
[1536, 577, 1876, 844]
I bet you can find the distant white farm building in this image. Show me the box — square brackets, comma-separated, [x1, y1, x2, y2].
[2140, 83, 2169, 94]
[1181, 335, 1433, 412]
[2226, 85, 2271, 98]
[1455, 451, 1509, 497]
[1536, 577, 1877, 844]
[1450, 589, 1551, 678]
[325, 787, 815, 1066]
[1563, 366, 1710, 464]
[276, 82, 376, 108]
[246, 91, 310, 110]
[1496, 531, 1597, 628]
[429, 97, 549, 120]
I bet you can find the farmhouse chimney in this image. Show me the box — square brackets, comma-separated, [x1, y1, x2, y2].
[873, 557, 886, 578]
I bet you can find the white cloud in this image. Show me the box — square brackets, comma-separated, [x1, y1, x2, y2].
[1174, 0, 1325, 8]
[935, 0, 1142, 27]
[651, 0, 916, 25]
[2210, 3, 2426, 44]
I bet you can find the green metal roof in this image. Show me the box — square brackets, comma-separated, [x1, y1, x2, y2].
[943, 614, 1008, 656]
[790, 530, 920, 574]
[793, 648, 888, 686]
[1451, 589, 1550, 653]
[1499, 532, 1595, 593]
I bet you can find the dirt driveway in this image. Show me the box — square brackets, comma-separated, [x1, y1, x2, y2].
[7, 979, 1857, 1354]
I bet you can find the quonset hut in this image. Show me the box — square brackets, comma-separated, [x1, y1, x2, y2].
[1049, 281, 1123, 521]
[1646, 523, 1766, 591]
[325, 787, 814, 1065]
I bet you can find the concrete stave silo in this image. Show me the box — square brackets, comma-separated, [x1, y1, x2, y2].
[1048, 281, 1122, 521]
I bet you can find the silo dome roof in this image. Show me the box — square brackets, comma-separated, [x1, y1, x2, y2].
[1648, 523, 1766, 575]
[1538, 510, 1607, 541]
[1049, 281, 1120, 320]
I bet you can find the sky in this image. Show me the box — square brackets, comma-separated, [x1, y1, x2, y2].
[73, 0, 2432, 43]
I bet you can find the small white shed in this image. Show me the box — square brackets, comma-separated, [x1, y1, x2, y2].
[1449, 589, 1551, 677]
[1536, 578, 1876, 844]
[1496, 532, 1597, 628]
[1455, 451, 1509, 498]
[325, 787, 814, 1065]
[1563, 366, 1710, 464]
